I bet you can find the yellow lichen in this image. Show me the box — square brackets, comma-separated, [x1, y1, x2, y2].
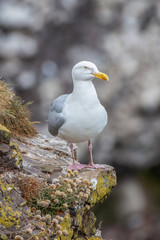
[10, 142, 23, 169]
[0, 203, 21, 228]
[56, 214, 73, 240]
[15, 152, 23, 168]
[0, 123, 11, 143]
[0, 234, 8, 240]
[90, 171, 116, 206]
[74, 211, 83, 230]
[10, 142, 19, 151]
[72, 210, 84, 239]
[11, 149, 17, 159]
[0, 179, 21, 228]
[20, 201, 27, 207]
[0, 179, 14, 196]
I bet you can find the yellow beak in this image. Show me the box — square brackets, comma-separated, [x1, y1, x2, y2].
[92, 72, 109, 81]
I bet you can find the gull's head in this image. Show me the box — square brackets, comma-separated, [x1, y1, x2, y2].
[72, 61, 109, 82]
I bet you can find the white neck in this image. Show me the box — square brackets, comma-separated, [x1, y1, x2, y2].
[71, 80, 98, 102]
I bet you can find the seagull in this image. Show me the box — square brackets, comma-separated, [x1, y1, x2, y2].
[48, 61, 109, 170]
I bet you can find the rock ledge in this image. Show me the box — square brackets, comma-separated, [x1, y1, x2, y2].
[0, 125, 116, 240]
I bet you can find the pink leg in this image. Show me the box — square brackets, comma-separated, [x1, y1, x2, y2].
[67, 143, 87, 170]
[88, 140, 94, 166]
[87, 140, 105, 169]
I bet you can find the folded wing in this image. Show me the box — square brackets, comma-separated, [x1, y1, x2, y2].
[48, 94, 68, 136]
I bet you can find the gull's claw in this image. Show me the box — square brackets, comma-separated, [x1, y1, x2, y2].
[67, 161, 88, 170]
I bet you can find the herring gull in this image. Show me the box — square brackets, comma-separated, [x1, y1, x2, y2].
[48, 61, 109, 170]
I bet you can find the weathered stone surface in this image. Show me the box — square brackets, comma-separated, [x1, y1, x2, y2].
[40, 164, 62, 173]
[13, 134, 72, 178]
[0, 143, 10, 155]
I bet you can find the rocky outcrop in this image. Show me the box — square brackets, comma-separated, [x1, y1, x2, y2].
[0, 125, 116, 239]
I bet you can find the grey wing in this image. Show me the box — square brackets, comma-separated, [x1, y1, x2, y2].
[48, 94, 69, 136]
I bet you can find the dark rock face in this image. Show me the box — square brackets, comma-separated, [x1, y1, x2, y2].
[0, 124, 23, 172]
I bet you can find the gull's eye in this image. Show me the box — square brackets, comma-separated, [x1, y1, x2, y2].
[84, 67, 88, 69]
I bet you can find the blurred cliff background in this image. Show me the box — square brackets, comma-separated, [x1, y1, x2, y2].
[0, 0, 160, 239]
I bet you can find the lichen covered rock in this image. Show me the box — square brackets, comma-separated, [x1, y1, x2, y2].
[0, 203, 21, 228]
[0, 133, 116, 239]
[9, 142, 23, 169]
[0, 123, 11, 144]
[58, 214, 73, 240]
[81, 211, 97, 236]
[89, 169, 116, 206]
[0, 124, 23, 171]
[0, 179, 24, 229]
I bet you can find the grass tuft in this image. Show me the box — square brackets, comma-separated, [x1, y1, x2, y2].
[0, 80, 37, 137]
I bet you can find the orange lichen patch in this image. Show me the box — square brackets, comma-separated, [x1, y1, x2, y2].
[18, 176, 40, 202]
[0, 80, 37, 137]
